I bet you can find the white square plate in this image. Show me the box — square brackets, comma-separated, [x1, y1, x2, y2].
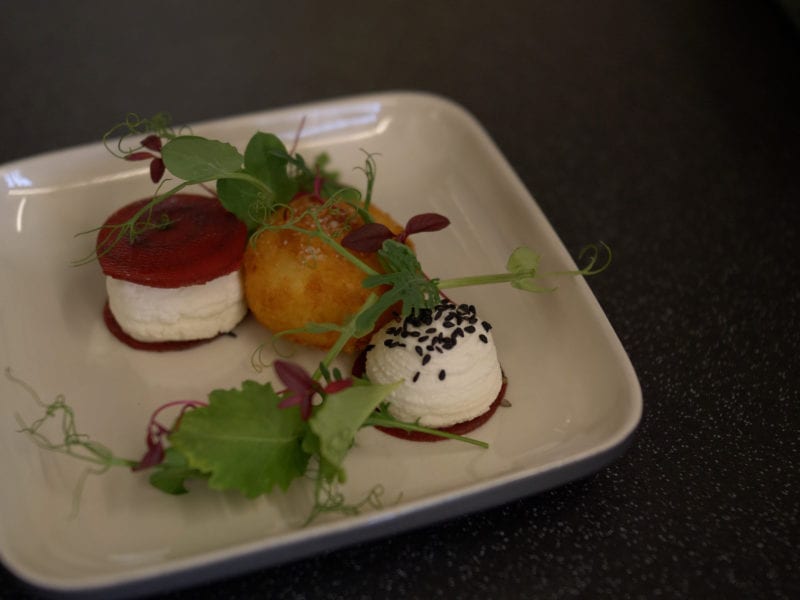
[0, 92, 641, 597]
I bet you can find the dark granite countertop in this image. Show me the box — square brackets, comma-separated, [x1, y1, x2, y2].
[1, 1, 797, 598]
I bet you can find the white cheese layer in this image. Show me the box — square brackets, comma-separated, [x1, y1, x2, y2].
[106, 270, 247, 342]
[365, 302, 502, 428]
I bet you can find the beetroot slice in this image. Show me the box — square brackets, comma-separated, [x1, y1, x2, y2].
[97, 194, 247, 288]
[352, 350, 507, 442]
[103, 302, 214, 352]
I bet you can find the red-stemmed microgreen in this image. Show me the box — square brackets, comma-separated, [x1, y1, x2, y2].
[341, 212, 450, 253]
[103, 112, 179, 158]
[124, 134, 166, 183]
[103, 113, 180, 184]
[274, 360, 353, 421]
[133, 399, 207, 470]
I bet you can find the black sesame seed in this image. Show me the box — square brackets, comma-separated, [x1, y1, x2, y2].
[438, 369, 446, 381]
[415, 346, 423, 356]
[422, 354, 431, 365]
[443, 322, 455, 328]
[479, 334, 488, 343]
[418, 335, 429, 342]
[482, 321, 492, 332]
[426, 327, 437, 334]
[412, 372, 420, 382]
[454, 327, 464, 338]
[465, 325, 476, 334]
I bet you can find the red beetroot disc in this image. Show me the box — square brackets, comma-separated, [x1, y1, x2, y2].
[102, 302, 215, 352]
[352, 350, 508, 442]
[97, 194, 247, 288]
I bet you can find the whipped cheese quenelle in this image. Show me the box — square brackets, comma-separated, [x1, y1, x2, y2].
[365, 301, 503, 428]
[106, 270, 247, 342]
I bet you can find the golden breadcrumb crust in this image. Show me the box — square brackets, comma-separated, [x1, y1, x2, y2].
[243, 195, 406, 352]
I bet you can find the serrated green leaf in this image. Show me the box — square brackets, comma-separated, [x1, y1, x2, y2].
[161, 136, 243, 181]
[149, 447, 206, 495]
[169, 380, 310, 498]
[307, 381, 400, 483]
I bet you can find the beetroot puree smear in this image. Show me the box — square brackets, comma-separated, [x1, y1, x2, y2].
[351, 349, 508, 442]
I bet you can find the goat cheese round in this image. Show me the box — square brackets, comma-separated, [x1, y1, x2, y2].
[365, 301, 503, 428]
[106, 270, 247, 342]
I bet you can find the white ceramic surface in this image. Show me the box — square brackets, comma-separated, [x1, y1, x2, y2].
[0, 92, 641, 597]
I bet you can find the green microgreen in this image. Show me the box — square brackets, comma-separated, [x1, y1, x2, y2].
[364, 403, 489, 448]
[304, 476, 388, 526]
[7, 368, 137, 516]
[102, 112, 181, 159]
[437, 242, 612, 292]
[355, 240, 441, 332]
[353, 150, 378, 211]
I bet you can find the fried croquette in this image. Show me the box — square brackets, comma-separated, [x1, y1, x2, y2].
[243, 194, 405, 352]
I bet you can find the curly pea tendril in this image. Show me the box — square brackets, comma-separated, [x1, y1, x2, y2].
[7, 367, 137, 517]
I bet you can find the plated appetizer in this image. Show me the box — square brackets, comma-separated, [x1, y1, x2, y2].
[12, 113, 610, 521]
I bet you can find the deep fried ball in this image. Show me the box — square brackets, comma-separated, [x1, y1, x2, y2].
[243, 194, 405, 352]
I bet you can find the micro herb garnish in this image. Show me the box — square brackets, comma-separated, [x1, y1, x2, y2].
[134, 399, 207, 471]
[77, 117, 347, 265]
[365, 403, 489, 448]
[341, 212, 451, 253]
[436, 243, 613, 292]
[103, 112, 181, 161]
[353, 150, 378, 211]
[7, 368, 137, 516]
[274, 359, 354, 421]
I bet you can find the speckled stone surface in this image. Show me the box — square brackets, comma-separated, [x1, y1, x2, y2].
[1, 1, 798, 598]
